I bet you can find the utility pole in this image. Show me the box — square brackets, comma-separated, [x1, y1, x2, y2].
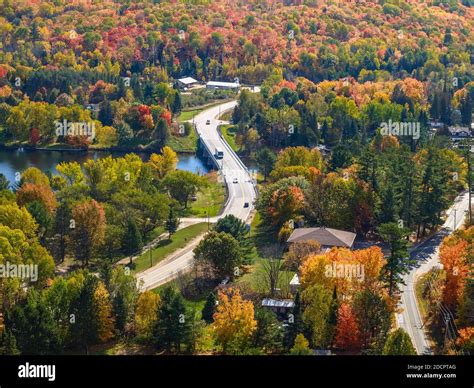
[467, 142, 472, 225]
[460, 139, 472, 226]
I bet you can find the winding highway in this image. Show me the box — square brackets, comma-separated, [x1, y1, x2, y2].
[397, 191, 470, 354]
[137, 100, 257, 290]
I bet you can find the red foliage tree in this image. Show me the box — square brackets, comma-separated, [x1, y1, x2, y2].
[29, 127, 41, 145]
[334, 303, 363, 352]
[160, 109, 172, 127]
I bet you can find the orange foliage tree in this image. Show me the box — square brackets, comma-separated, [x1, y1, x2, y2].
[334, 303, 362, 351]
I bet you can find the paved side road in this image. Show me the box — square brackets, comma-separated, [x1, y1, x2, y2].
[397, 191, 470, 354]
[137, 100, 256, 290]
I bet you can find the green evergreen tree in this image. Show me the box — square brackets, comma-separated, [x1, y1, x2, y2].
[122, 218, 143, 265]
[153, 287, 192, 352]
[69, 275, 99, 355]
[255, 148, 276, 181]
[284, 291, 304, 349]
[165, 205, 179, 239]
[202, 292, 217, 324]
[171, 92, 182, 114]
[1, 329, 20, 355]
[382, 328, 416, 355]
[154, 118, 170, 148]
[378, 222, 411, 297]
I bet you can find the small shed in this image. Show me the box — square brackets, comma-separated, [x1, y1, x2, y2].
[262, 298, 295, 315]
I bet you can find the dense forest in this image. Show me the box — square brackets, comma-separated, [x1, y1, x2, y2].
[0, 0, 472, 357]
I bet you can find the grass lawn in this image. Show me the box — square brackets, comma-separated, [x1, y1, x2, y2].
[415, 273, 430, 323]
[177, 109, 203, 122]
[151, 283, 209, 314]
[132, 223, 208, 273]
[220, 124, 239, 152]
[166, 130, 198, 153]
[235, 257, 295, 295]
[249, 212, 278, 254]
[231, 211, 294, 295]
[182, 172, 225, 218]
[148, 226, 165, 241]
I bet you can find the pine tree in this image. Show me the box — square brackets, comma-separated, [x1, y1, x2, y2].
[382, 328, 416, 355]
[460, 93, 473, 127]
[379, 185, 397, 224]
[1, 329, 20, 355]
[153, 287, 192, 352]
[69, 275, 100, 355]
[165, 205, 179, 239]
[99, 99, 113, 126]
[284, 291, 304, 349]
[154, 118, 170, 148]
[171, 92, 182, 115]
[202, 292, 217, 324]
[122, 218, 143, 265]
[378, 222, 411, 297]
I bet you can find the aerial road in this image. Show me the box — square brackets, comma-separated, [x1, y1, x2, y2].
[137, 100, 256, 290]
[397, 190, 470, 354]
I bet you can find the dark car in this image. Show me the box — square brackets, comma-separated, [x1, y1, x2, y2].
[244, 202, 249, 208]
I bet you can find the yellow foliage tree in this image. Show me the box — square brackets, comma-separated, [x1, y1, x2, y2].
[300, 246, 386, 297]
[148, 146, 178, 179]
[93, 281, 115, 343]
[290, 333, 312, 355]
[212, 288, 257, 353]
[135, 291, 161, 337]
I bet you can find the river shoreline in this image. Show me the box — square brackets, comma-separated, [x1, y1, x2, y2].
[0, 143, 197, 154]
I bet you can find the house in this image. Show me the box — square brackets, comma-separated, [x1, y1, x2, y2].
[177, 77, 198, 90]
[316, 144, 330, 156]
[286, 227, 356, 250]
[262, 298, 294, 315]
[206, 81, 240, 90]
[289, 274, 300, 294]
[86, 103, 100, 118]
[448, 126, 472, 140]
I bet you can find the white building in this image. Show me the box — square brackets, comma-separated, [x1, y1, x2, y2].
[206, 81, 240, 90]
[177, 77, 198, 89]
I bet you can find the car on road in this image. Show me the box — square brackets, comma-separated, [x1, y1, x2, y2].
[233, 177, 238, 183]
[244, 202, 249, 208]
[206, 119, 211, 125]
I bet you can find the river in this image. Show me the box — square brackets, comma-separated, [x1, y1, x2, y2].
[0, 149, 210, 184]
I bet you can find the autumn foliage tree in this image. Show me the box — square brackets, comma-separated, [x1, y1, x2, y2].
[268, 185, 304, 228]
[212, 288, 257, 354]
[135, 291, 161, 339]
[440, 234, 469, 311]
[16, 183, 57, 214]
[334, 303, 362, 352]
[71, 199, 106, 267]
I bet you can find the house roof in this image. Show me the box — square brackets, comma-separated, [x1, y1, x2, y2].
[287, 227, 356, 248]
[262, 299, 295, 309]
[448, 126, 472, 136]
[206, 81, 240, 88]
[178, 77, 198, 85]
[289, 274, 300, 286]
